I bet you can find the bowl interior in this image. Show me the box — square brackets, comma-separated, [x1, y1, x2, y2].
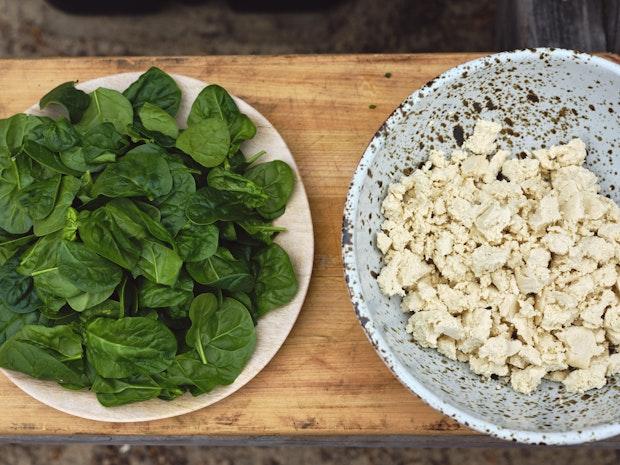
[347, 49, 620, 442]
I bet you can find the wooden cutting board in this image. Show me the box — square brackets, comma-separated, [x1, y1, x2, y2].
[0, 54, 618, 445]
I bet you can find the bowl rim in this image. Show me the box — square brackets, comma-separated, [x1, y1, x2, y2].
[341, 48, 620, 445]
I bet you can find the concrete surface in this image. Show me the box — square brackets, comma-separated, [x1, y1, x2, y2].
[0, 0, 618, 462]
[0, 444, 619, 465]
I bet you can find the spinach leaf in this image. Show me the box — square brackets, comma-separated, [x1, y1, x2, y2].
[236, 217, 285, 244]
[188, 85, 240, 126]
[137, 241, 182, 287]
[79, 199, 174, 273]
[67, 288, 116, 312]
[92, 144, 172, 200]
[0, 155, 34, 234]
[77, 208, 141, 271]
[253, 244, 298, 316]
[0, 254, 42, 314]
[152, 156, 196, 235]
[33, 268, 81, 303]
[138, 103, 178, 139]
[126, 122, 176, 148]
[82, 122, 129, 158]
[228, 114, 256, 155]
[175, 118, 230, 168]
[225, 290, 257, 324]
[33, 175, 81, 236]
[244, 160, 295, 219]
[0, 114, 43, 157]
[123, 67, 181, 116]
[18, 174, 61, 221]
[39, 304, 76, 323]
[105, 198, 174, 246]
[228, 149, 265, 174]
[138, 272, 193, 309]
[0, 325, 88, 388]
[26, 117, 80, 153]
[186, 247, 254, 292]
[176, 223, 218, 262]
[39, 81, 90, 123]
[58, 241, 122, 293]
[15, 324, 82, 360]
[185, 187, 249, 225]
[163, 351, 220, 395]
[22, 140, 82, 177]
[119, 275, 138, 317]
[17, 231, 63, 276]
[187, 85, 256, 154]
[85, 316, 176, 378]
[60, 147, 96, 174]
[0, 232, 34, 266]
[219, 221, 237, 241]
[185, 294, 255, 382]
[93, 374, 163, 407]
[60, 123, 128, 173]
[79, 299, 123, 323]
[0, 301, 39, 345]
[76, 88, 133, 134]
[207, 167, 268, 208]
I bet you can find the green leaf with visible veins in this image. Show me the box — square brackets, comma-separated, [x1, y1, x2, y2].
[76, 88, 133, 134]
[39, 81, 90, 123]
[175, 118, 230, 168]
[138, 102, 178, 139]
[123, 67, 181, 116]
[91, 144, 172, 200]
[185, 294, 255, 384]
[85, 316, 177, 378]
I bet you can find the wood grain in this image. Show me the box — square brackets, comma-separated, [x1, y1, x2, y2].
[0, 54, 617, 442]
[496, 0, 619, 53]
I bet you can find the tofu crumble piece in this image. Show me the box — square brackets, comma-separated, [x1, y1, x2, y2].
[376, 119, 620, 394]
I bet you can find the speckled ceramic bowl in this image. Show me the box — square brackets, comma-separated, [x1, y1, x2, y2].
[342, 49, 620, 444]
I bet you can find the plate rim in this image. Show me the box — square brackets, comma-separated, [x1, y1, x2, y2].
[1, 71, 314, 423]
[341, 48, 620, 445]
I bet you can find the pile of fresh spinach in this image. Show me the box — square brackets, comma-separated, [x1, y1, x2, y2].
[0, 68, 298, 407]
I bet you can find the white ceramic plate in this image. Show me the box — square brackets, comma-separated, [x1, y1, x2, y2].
[1, 72, 314, 422]
[343, 49, 620, 444]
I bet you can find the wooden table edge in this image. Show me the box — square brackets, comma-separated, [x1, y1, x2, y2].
[0, 51, 616, 61]
[0, 433, 619, 448]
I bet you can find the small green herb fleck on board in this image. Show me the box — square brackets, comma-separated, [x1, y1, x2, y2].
[0, 67, 299, 407]
[384, 72, 392, 78]
[369, 104, 377, 109]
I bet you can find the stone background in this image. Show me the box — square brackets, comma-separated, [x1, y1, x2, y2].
[0, 0, 495, 56]
[0, 444, 619, 465]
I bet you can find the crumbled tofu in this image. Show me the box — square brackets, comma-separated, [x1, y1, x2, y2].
[608, 353, 620, 376]
[406, 309, 464, 348]
[376, 232, 392, 254]
[556, 326, 604, 369]
[604, 306, 620, 344]
[471, 244, 509, 276]
[562, 354, 608, 393]
[510, 366, 547, 394]
[376, 120, 620, 394]
[528, 193, 561, 232]
[463, 120, 502, 156]
[475, 202, 512, 243]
